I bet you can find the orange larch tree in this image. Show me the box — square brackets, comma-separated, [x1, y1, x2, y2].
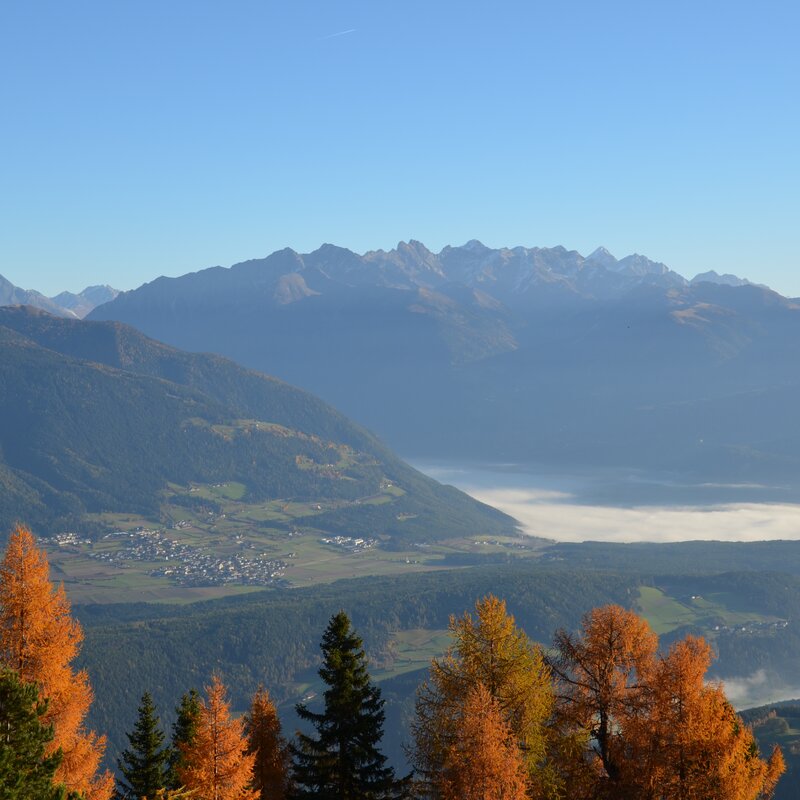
[550, 603, 658, 796]
[244, 686, 289, 800]
[631, 635, 784, 800]
[179, 673, 258, 800]
[438, 682, 529, 800]
[0, 524, 113, 800]
[412, 595, 554, 797]
[552, 605, 785, 800]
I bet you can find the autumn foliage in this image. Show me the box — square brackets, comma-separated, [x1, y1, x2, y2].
[245, 686, 289, 800]
[412, 595, 553, 797]
[178, 674, 258, 800]
[438, 683, 529, 800]
[0, 525, 113, 799]
[550, 604, 784, 800]
[0, 527, 787, 800]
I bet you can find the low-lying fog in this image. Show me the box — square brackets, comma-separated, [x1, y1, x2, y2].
[413, 462, 800, 544]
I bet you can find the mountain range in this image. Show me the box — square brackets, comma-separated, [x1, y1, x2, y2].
[0, 274, 118, 318]
[83, 241, 800, 487]
[0, 305, 512, 541]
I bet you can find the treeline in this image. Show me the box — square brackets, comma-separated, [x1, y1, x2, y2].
[0, 526, 787, 799]
[78, 563, 640, 763]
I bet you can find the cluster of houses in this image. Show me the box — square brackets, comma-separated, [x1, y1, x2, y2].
[84, 529, 286, 587]
[40, 531, 93, 547]
[319, 535, 378, 552]
[473, 538, 535, 551]
[714, 619, 789, 635]
[150, 551, 287, 587]
[88, 529, 192, 566]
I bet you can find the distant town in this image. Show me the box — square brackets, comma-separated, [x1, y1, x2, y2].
[42, 528, 288, 587]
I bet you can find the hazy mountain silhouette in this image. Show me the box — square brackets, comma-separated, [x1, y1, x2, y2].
[87, 242, 800, 483]
[1, 273, 119, 318]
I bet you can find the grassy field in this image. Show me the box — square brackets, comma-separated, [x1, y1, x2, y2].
[45, 480, 540, 603]
[636, 586, 778, 637]
[372, 629, 453, 681]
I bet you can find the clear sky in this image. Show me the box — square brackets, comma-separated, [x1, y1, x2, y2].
[1, 1, 798, 296]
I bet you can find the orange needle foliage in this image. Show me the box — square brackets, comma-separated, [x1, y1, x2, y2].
[629, 635, 785, 800]
[245, 686, 289, 800]
[438, 683, 529, 800]
[0, 524, 113, 800]
[552, 605, 784, 800]
[179, 674, 258, 800]
[412, 595, 554, 796]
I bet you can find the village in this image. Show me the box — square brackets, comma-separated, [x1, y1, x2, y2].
[46, 528, 288, 588]
[319, 535, 378, 552]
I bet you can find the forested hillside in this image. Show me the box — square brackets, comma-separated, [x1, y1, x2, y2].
[0, 307, 513, 544]
[77, 563, 638, 769]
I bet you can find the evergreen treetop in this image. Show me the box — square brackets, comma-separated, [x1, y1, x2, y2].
[166, 688, 200, 791]
[0, 668, 64, 800]
[117, 691, 170, 800]
[291, 610, 408, 800]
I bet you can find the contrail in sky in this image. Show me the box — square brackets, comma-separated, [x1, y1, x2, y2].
[319, 28, 357, 40]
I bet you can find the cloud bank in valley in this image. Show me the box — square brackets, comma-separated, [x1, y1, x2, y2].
[720, 669, 800, 710]
[464, 487, 800, 543]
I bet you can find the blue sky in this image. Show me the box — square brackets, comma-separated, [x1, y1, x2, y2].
[1, 1, 798, 296]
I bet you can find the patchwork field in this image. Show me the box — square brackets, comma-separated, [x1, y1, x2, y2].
[636, 585, 783, 637]
[43, 480, 541, 603]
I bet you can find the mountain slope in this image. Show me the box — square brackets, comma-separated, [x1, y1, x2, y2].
[0, 307, 514, 541]
[51, 285, 120, 318]
[1, 274, 120, 318]
[87, 242, 800, 482]
[0, 273, 71, 317]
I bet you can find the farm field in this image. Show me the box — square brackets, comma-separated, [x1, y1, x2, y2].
[636, 585, 783, 637]
[43, 480, 541, 603]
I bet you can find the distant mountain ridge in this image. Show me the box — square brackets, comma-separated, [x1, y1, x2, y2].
[87, 241, 800, 484]
[0, 275, 118, 318]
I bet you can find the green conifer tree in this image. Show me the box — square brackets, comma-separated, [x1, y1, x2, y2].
[0, 668, 64, 800]
[166, 689, 200, 791]
[291, 611, 408, 800]
[117, 692, 170, 799]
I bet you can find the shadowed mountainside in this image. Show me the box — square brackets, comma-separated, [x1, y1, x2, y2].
[0, 306, 513, 541]
[88, 241, 800, 483]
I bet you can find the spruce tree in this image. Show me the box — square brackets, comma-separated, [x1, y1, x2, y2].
[0, 668, 63, 800]
[166, 689, 200, 791]
[291, 611, 407, 800]
[117, 692, 170, 799]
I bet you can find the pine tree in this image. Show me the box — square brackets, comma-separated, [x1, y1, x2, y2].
[167, 689, 200, 791]
[245, 686, 289, 800]
[178, 674, 257, 800]
[0, 524, 114, 800]
[0, 668, 64, 800]
[291, 611, 407, 800]
[118, 692, 171, 800]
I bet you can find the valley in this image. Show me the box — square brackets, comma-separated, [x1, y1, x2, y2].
[42, 475, 541, 603]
